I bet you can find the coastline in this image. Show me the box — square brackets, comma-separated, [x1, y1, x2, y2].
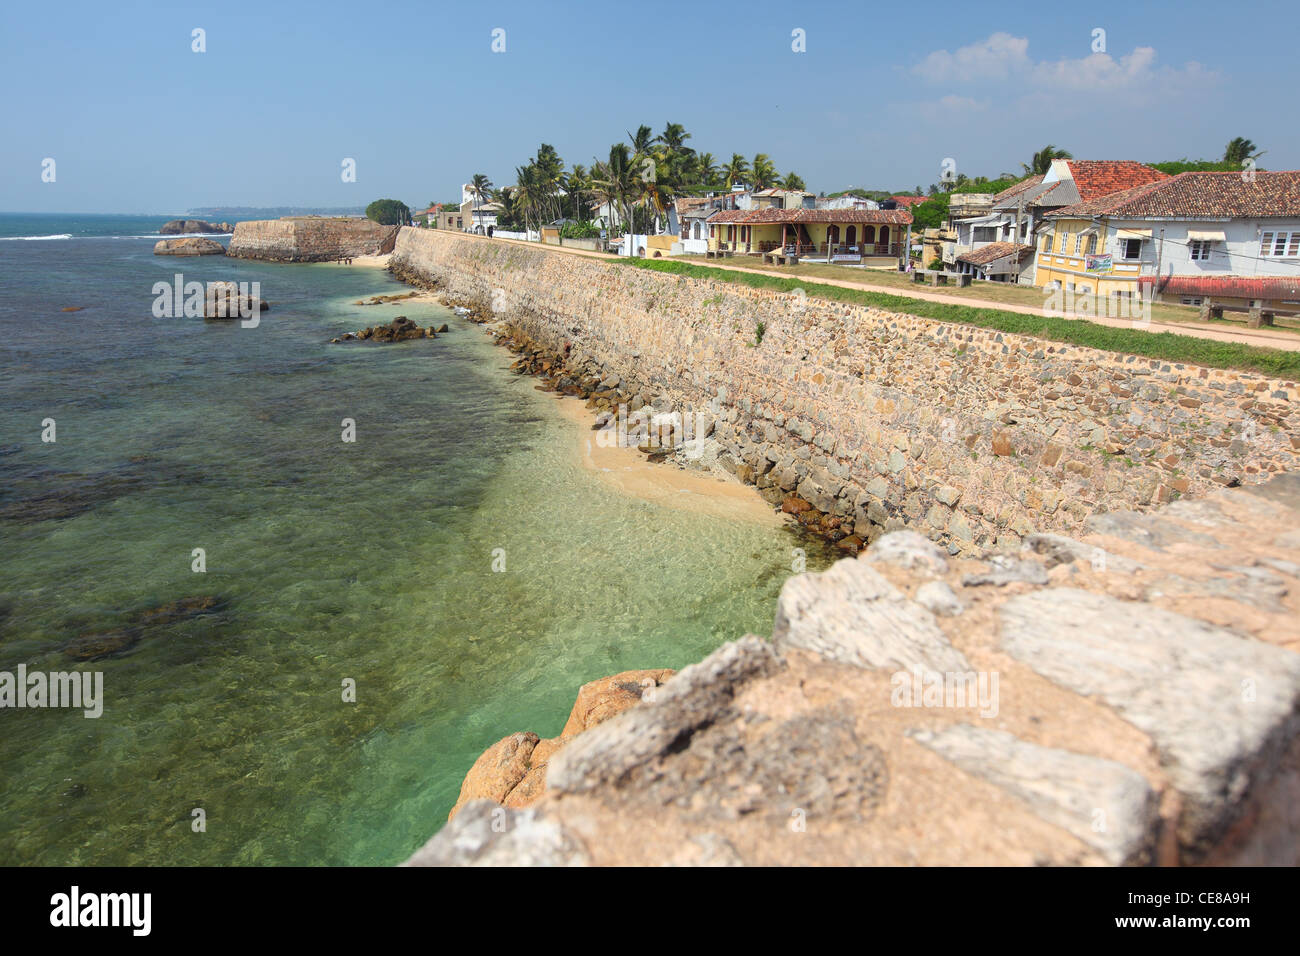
[550, 393, 782, 526]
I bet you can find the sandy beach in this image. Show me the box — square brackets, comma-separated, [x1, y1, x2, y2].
[328, 252, 393, 268]
[551, 394, 782, 527]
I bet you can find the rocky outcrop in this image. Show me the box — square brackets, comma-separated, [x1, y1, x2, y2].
[408, 476, 1300, 866]
[228, 217, 399, 262]
[330, 316, 437, 344]
[446, 669, 674, 821]
[390, 229, 1298, 554]
[153, 237, 225, 256]
[204, 281, 267, 320]
[160, 219, 232, 234]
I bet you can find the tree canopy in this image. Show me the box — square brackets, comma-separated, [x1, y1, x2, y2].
[365, 199, 410, 225]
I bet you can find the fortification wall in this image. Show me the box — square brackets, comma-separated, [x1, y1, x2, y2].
[391, 228, 1299, 552]
[228, 217, 398, 262]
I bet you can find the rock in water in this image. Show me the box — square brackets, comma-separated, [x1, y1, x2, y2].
[332, 315, 436, 343]
[446, 669, 676, 819]
[159, 219, 233, 235]
[63, 594, 227, 661]
[204, 281, 267, 319]
[64, 628, 143, 662]
[154, 237, 225, 256]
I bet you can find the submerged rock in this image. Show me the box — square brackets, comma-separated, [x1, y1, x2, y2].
[63, 594, 227, 661]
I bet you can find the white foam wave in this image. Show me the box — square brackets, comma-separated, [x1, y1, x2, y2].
[0, 233, 72, 241]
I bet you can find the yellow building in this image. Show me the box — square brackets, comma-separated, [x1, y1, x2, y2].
[1026, 160, 1170, 296]
[707, 208, 913, 268]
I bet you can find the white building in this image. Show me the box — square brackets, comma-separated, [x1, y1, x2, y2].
[1039, 170, 1300, 314]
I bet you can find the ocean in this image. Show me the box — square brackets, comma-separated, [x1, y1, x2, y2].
[0, 213, 824, 865]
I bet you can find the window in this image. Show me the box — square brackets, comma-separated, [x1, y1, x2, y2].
[1085, 234, 1097, 256]
[1121, 238, 1143, 260]
[1181, 297, 1203, 306]
[1074, 233, 1085, 255]
[1057, 233, 1070, 254]
[1260, 231, 1300, 257]
[1189, 240, 1213, 261]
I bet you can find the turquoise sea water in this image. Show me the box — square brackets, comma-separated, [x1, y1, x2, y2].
[0, 216, 826, 865]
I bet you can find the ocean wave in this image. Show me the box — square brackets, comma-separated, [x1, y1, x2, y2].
[0, 233, 73, 241]
[0, 232, 232, 242]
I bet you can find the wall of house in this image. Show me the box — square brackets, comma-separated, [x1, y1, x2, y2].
[1038, 217, 1300, 299]
[391, 228, 1299, 552]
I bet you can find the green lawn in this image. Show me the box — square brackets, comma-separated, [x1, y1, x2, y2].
[671, 253, 1300, 334]
[620, 257, 1300, 379]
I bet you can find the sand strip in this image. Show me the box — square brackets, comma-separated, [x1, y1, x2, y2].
[551, 395, 782, 527]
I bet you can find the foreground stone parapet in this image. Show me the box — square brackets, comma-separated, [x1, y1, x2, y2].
[772, 560, 968, 673]
[447, 669, 676, 819]
[548, 637, 780, 794]
[999, 588, 1300, 854]
[408, 476, 1300, 866]
[404, 801, 590, 867]
[908, 724, 1159, 865]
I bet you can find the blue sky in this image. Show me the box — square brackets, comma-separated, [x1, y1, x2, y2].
[2, 0, 1295, 213]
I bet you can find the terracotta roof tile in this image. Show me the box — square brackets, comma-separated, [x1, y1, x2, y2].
[1138, 275, 1300, 299]
[1051, 171, 1300, 220]
[993, 175, 1044, 204]
[1064, 160, 1169, 201]
[707, 207, 912, 225]
[955, 241, 1035, 266]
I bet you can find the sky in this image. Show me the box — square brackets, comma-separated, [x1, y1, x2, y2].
[2, 0, 1296, 213]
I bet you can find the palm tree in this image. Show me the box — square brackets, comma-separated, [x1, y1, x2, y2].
[513, 164, 548, 234]
[1023, 145, 1073, 177]
[492, 186, 518, 230]
[778, 171, 805, 191]
[567, 164, 590, 220]
[589, 160, 615, 229]
[750, 154, 777, 191]
[657, 122, 692, 155]
[469, 173, 493, 233]
[693, 152, 719, 191]
[531, 144, 565, 223]
[723, 153, 749, 189]
[627, 124, 654, 158]
[595, 144, 637, 237]
[1224, 137, 1264, 165]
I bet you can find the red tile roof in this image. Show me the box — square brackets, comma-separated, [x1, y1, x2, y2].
[993, 175, 1044, 204]
[955, 241, 1035, 266]
[675, 196, 718, 216]
[1138, 275, 1300, 299]
[707, 207, 912, 225]
[891, 195, 931, 207]
[1064, 160, 1169, 201]
[1053, 171, 1300, 220]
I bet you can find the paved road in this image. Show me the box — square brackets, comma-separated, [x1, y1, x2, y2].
[447, 232, 1300, 353]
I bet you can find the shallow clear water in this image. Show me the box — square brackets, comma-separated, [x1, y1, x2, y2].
[0, 220, 826, 865]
